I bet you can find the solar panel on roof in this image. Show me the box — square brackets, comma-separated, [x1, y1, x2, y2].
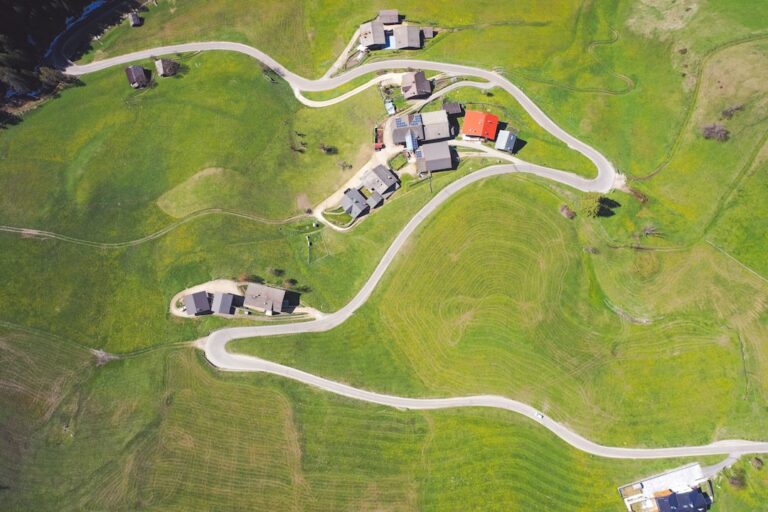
[411, 114, 422, 125]
[395, 118, 407, 128]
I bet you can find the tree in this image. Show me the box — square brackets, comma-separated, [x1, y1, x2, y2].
[238, 273, 263, 283]
[579, 193, 602, 218]
[283, 278, 298, 289]
[268, 267, 284, 277]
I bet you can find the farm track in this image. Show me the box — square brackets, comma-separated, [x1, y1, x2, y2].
[0, 208, 310, 249]
[635, 32, 768, 181]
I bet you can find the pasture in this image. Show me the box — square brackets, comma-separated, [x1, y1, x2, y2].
[1, 0, 767, 508]
[0, 51, 382, 239]
[0, 326, 724, 511]
[233, 176, 768, 448]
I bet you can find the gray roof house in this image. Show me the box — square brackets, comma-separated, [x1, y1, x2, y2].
[362, 165, 400, 197]
[128, 12, 142, 27]
[377, 9, 400, 24]
[392, 114, 425, 145]
[341, 188, 370, 219]
[243, 283, 288, 315]
[392, 25, 422, 49]
[125, 65, 148, 88]
[417, 142, 453, 173]
[442, 101, 463, 116]
[359, 20, 386, 48]
[366, 190, 384, 209]
[155, 58, 179, 77]
[495, 129, 518, 152]
[184, 291, 211, 316]
[392, 111, 450, 146]
[211, 292, 235, 315]
[421, 110, 451, 140]
[401, 70, 432, 99]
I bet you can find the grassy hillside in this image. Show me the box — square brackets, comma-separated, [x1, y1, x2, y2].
[0, 161, 499, 352]
[0, 51, 381, 239]
[233, 176, 768, 448]
[1, 0, 768, 508]
[0, 326, 723, 511]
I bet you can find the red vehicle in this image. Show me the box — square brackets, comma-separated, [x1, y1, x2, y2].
[373, 127, 385, 151]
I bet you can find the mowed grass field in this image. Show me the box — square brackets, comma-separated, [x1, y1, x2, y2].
[0, 326, 728, 511]
[0, 51, 382, 239]
[233, 176, 768, 448]
[2, 0, 768, 508]
[0, 161, 490, 352]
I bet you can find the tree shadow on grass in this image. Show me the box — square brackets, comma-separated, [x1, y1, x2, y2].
[597, 196, 621, 217]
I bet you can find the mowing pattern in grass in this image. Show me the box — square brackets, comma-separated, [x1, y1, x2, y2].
[0, 51, 381, 240]
[233, 176, 768, 448]
[0, 163, 483, 352]
[0, 327, 720, 511]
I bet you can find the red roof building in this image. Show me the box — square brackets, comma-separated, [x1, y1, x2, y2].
[461, 110, 499, 140]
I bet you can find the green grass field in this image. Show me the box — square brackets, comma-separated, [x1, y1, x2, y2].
[232, 176, 768, 448]
[1, 325, 729, 511]
[0, 51, 382, 239]
[2, 0, 768, 508]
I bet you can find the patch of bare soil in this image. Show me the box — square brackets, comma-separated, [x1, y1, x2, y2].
[295, 193, 311, 212]
[627, 0, 700, 38]
[90, 349, 120, 366]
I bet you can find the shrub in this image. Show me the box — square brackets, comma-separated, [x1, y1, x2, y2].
[702, 124, 730, 141]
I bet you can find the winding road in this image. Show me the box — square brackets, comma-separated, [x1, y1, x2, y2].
[60, 39, 768, 461]
[64, 41, 618, 193]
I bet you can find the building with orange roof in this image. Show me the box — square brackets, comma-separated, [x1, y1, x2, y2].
[461, 110, 499, 140]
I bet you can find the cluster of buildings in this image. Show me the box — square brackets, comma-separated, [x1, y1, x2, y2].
[342, 164, 400, 219]
[618, 463, 713, 512]
[460, 109, 519, 152]
[124, 58, 179, 88]
[359, 10, 435, 51]
[183, 283, 299, 317]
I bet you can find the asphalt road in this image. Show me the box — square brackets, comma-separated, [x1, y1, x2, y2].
[203, 342, 768, 459]
[64, 41, 618, 193]
[63, 41, 768, 460]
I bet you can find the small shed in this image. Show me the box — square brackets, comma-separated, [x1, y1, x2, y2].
[422, 27, 435, 39]
[377, 9, 400, 24]
[124, 65, 149, 88]
[341, 188, 370, 219]
[184, 291, 211, 316]
[384, 99, 396, 115]
[417, 142, 453, 173]
[392, 25, 422, 49]
[128, 12, 142, 27]
[401, 70, 432, 99]
[442, 101, 463, 116]
[495, 129, 518, 152]
[155, 58, 179, 77]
